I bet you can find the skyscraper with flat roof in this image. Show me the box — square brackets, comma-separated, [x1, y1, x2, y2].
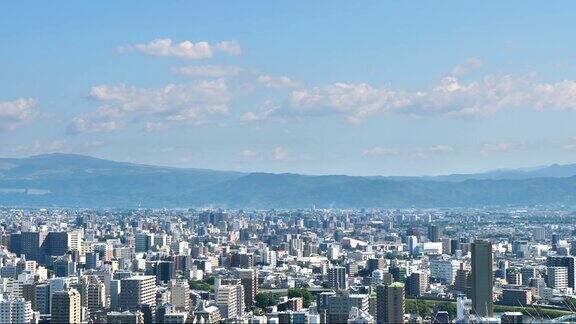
[376, 282, 405, 324]
[51, 289, 81, 324]
[471, 240, 493, 317]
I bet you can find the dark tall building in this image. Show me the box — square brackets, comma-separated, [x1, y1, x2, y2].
[376, 283, 405, 324]
[230, 252, 254, 268]
[8, 233, 22, 256]
[366, 258, 386, 273]
[450, 239, 460, 255]
[21, 231, 48, 263]
[405, 272, 428, 297]
[547, 256, 576, 288]
[85, 252, 99, 270]
[238, 269, 258, 310]
[154, 261, 175, 284]
[428, 225, 442, 242]
[54, 256, 77, 277]
[471, 240, 493, 317]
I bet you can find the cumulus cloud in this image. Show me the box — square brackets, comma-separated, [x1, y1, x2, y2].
[258, 75, 300, 89]
[362, 146, 399, 157]
[119, 38, 241, 59]
[451, 57, 483, 76]
[282, 73, 576, 123]
[215, 41, 242, 55]
[241, 101, 279, 123]
[272, 147, 289, 161]
[172, 65, 243, 78]
[69, 79, 230, 134]
[0, 98, 38, 130]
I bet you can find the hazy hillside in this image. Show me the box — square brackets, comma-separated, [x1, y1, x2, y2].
[1, 153, 576, 208]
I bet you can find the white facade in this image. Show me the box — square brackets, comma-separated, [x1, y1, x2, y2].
[429, 259, 459, 284]
[0, 297, 33, 324]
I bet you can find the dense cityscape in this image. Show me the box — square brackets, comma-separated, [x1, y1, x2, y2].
[0, 207, 574, 323]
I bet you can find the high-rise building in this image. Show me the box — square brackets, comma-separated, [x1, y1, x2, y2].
[505, 268, 522, 286]
[83, 275, 106, 313]
[366, 258, 386, 273]
[471, 240, 493, 318]
[327, 293, 369, 324]
[547, 266, 568, 289]
[134, 233, 154, 253]
[118, 276, 157, 311]
[216, 284, 240, 319]
[169, 280, 190, 310]
[376, 283, 405, 324]
[0, 297, 33, 323]
[405, 272, 428, 297]
[230, 252, 254, 268]
[238, 269, 258, 310]
[428, 225, 442, 242]
[21, 231, 48, 263]
[85, 252, 99, 270]
[328, 266, 348, 291]
[51, 289, 81, 324]
[547, 256, 576, 288]
[430, 259, 460, 284]
[454, 263, 471, 295]
[35, 283, 50, 314]
[54, 255, 77, 277]
[520, 267, 537, 286]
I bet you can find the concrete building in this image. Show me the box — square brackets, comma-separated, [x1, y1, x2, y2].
[0, 296, 33, 323]
[471, 240, 493, 317]
[547, 266, 568, 289]
[51, 289, 81, 324]
[238, 269, 258, 310]
[169, 280, 190, 310]
[328, 266, 348, 291]
[405, 272, 428, 297]
[376, 282, 405, 324]
[118, 276, 156, 311]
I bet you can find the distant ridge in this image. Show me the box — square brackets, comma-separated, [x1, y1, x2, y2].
[1, 153, 576, 208]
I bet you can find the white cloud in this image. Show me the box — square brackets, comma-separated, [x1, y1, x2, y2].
[10, 139, 67, 155]
[67, 116, 121, 134]
[481, 142, 524, 155]
[289, 82, 411, 123]
[69, 79, 230, 134]
[429, 144, 454, 153]
[272, 147, 289, 161]
[215, 41, 242, 55]
[119, 38, 241, 59]
[258, 75, 300, 89]
[0, 98, 38, 130]
[143, 122, 167, 133]
[172, 65, 243, 78]
[362, 146, 399, 157]
[241, 101, 279, 123]
[451, 57, 483, 76]
[285, 73, 576, 122]
[241, 149, 260, 161]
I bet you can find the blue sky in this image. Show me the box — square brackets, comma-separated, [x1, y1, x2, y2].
[2, 1, 576, 176]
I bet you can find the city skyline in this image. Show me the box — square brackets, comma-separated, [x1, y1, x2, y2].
[3, 1, 576, 176]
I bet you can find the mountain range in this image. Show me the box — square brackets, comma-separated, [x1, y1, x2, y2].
[1, 153, 576, 208]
